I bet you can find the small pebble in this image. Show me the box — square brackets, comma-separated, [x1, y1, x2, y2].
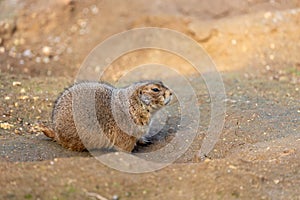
[13, 81, 21, 86]
[42, 46, 52, 56]
[112, 194, 119, 200]
[13, 39, 20, 46]
[20, 88, 26, 93]
[43, 57, 50, 64]
[0, 46, 5, 53]
[23, 49, 33, 57]
[0, 122, 14, 130]
[77, 19, 87, 27]
[79, 20, 87, 28]
[91, 5, 99, 14]
[142, 190, 147, 195]
[33, 96, 39, 101]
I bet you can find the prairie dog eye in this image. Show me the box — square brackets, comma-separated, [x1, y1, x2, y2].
[151, 88, 160, 92]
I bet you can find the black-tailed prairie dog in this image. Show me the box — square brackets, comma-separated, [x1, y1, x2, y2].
[40, 80, 172, 152]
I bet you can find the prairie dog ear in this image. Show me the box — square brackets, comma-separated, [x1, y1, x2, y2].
[140, 93, 151, 105]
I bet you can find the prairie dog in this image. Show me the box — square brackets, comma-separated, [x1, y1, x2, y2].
[40, 81, 172, 152]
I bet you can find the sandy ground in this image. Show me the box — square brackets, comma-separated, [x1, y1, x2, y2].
[0, 0, 299, 199]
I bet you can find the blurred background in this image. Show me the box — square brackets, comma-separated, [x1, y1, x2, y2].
[0, 0, 299, 78]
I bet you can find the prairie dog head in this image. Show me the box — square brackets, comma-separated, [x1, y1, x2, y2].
[137, 81, 172, 112]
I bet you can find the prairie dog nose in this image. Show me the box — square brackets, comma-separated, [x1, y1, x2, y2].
[164, 90, 172, 105]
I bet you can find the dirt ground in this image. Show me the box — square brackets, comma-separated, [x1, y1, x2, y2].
[0, 0, 299, 199]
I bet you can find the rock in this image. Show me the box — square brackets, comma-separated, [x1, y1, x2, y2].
[33, 96, 39, 101]
[20, 88, 26, 93]
[12, 81, 21, 86]
[0, 122, 14, 130]
[91, 5, 99, 14]
[43, 56, 50, 64]
[13, 39, 19, 46]
[42, 46, 52, 56]
[0, 47, 5, 53]
[23, 49, 33, 57]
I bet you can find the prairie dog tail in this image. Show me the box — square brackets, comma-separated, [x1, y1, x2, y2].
[38, 123, 56, 139]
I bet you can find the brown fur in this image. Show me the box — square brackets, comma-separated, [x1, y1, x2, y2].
[40, 81, 172, 152]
